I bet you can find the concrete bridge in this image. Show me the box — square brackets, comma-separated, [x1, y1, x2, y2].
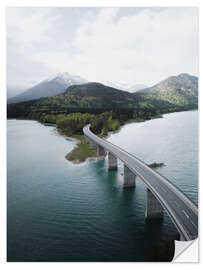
[83, 124, 198, 241]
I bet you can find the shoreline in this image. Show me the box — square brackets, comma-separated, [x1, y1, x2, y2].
[8, 109, 197, 164]
[63, 115, 163, 164]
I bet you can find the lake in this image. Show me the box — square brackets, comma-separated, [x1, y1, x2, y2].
[7, 110, 198, 261]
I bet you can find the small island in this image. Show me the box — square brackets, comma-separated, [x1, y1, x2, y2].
[148, 162, 165, 168]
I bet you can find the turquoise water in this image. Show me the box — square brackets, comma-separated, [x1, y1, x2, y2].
[7, 110, 198, 261]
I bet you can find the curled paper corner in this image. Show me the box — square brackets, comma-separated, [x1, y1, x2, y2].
[173, 238, 198, 262]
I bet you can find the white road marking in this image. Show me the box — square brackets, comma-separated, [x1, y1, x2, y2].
[85, 125, 198, 240]
[190, 219, 198, 229]
[182, 210, 190, 219]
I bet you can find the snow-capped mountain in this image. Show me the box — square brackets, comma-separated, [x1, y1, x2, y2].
[8, 72, 87, 104]
[45, 72, 87, 87]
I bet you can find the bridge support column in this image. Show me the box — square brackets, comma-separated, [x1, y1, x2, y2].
[124, 165, 136, 188]
[145, 188, 163, 219]
[84, 135, 89, 143]
[84, 136, 96, 149]
[97, 145, 105, 157]
[108, 152, 117, 170]
[89, 139, 96, 150]
[179, 234, 185, 241]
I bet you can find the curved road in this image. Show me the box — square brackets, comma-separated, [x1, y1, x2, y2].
[83, 124, 198, 241]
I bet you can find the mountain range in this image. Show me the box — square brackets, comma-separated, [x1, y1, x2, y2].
[137, 73, 198, 106]
[8, 72, 87, 104]
[38, 82, 139, 109]
[7, 73, 198, 121]
[8, 73, 148, 104]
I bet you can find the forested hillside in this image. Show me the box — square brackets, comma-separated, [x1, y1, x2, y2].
[137, 73, 198, 106]
[7, 74, 198, 136]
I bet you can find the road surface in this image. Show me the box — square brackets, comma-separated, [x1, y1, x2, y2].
[83, 124, 198, 241]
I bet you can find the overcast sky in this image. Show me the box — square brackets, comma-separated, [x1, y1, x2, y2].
[7, 7, 198, 89]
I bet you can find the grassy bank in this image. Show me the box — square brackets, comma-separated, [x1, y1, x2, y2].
[12, 111, 166, 164]
[62, 117, 168, 164]
[65, 135, 97, 163]
[57, 112, 164, 164]
[10, 109, 178, 163]
[58, 116, 135, 163]
[62, 117, 145, 164]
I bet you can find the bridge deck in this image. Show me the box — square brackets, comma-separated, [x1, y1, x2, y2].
[83, 124, 198, 241]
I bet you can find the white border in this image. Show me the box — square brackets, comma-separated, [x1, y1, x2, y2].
[0, 0, 202, 269]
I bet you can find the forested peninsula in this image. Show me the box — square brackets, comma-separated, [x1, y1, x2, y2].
[7, 73, 198, 163]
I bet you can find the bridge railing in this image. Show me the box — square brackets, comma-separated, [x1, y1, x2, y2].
[83, 124, 198, 241]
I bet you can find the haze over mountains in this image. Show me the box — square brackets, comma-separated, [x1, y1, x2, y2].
[7, 73, 198, 121]
[36, 73, 197, 108]
[8, 72, 87, 104]
[9, 72, 196, 107]
[99, 80, 148, 92]
[8, 72, 148, 104]
[7, 87, 26, 99]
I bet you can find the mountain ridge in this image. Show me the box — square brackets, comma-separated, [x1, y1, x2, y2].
[8, 73, 149, 104]
[136, 73, 198, 106]
[7, 73, 198, 121]
[8, 72, 87, 104]
[99, 80, 148, 92]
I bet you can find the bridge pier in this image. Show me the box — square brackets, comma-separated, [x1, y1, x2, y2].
[124, 165, 136, 188]
[178, 234, 186, 241]
[89, 139, 96, 150]
[108, 152, 117, 170]
[145, 188, 163, 219]
[97, 145, 105, 157]
[84, 135, 90, 143]
[84, 135, 96, 149]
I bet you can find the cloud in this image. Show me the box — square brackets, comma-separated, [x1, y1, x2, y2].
[7, 7, 198, 89]
[69, 7, 198, 85]
[7, 8, 60, 49]
[7, 8, 62, 88]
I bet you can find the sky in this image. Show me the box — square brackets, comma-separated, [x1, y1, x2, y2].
[7, 7, 198, 90]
